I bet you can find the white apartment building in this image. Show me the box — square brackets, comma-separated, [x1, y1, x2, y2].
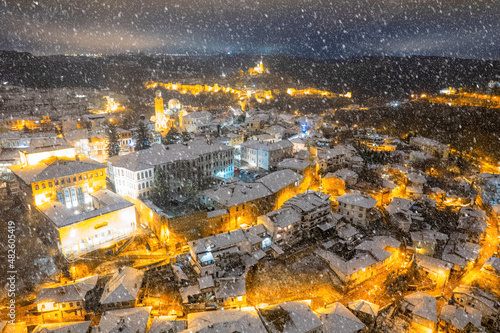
[240, 139, 293, 170]
[108, 140, 234, 199]
[336, 192, 378, 228]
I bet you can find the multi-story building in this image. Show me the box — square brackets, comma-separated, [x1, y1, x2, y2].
[316, 147, 347, 173]
[108, 140, 234, 200]
[202, 170, 304, 229]
[410, 136, 450, 159]
[0, 115, 52, 131]
[10, 155, 137, 257]
[182, 111, 212, 133]
[259, 191, 332, 248]
[336, 192, 378, 228]
[240, 139, 293, 170]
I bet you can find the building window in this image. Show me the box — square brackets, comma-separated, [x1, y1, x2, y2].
[48, 182, 53, 188]
[41, 183, 46, 189]
[95, 172, 98, 177]
[55, 179, 59, 185]
[67, 178, 71, 183]
[79, 175, 82, 181]
[100, 171, 103, 176]
[73, 177, 76, 182]
[57, 191, 63, 202]
[77, 187, 84, 204]
[35, 184, 39, 190]
[61, 179, 65, 185]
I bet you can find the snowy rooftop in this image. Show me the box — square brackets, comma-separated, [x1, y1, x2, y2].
[403, 292, 438, 323]
[336, 192, 377, 209]
[203, 181, 272, 207]
[35, 275, 98, 304]
[215, 277, 246, 299]
[260, 301, 323, 333]
[39, 189, 134, 228]
[240, 139, 293, 152]
[97, 307, 151, 333]
[187, 308, 267, 333]
[283, 190, 331, 214]
[265, 207, 302, 229]
[314, 302, 365, 333]
[440, 304, 482, 331]
[256, 169, 304, 193]
[100, 267, 144, 304]
[109, 140, 233, 172]
[10, 156, 104, 184]
[276, 158, 314, 172]
[32, 322, 91, 333]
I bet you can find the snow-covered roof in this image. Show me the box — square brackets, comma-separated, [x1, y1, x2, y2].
[148, 316, 185, 333]
[331, 168, 358, 180]
[215, 277, 246, 299]
[277, 158, 314, 172]
[283, 190, 331, 214]
[439, 304, 482, 331]
[347, 300, 379, 317]
[203, 181, 272, 207]
[336, 192, 377, 209]
[187, 309, 267, 333]
[10, 156, 103, 184]
[241, 139, 293, 152]
[256, 169, 304, 193]
[415, 253, 453, 272]
[265, 207, 301, 229]
[100, 267, 144, 304]
[97, 307, 151, 333]
[482, 257, 500, 275]
[410, 230, 448, 244]
[109, 140, 233, 172]
[36, 275, 98, 304]
[260, 301, 323, 333]
[403, 292, 437, 323]
[315, 303, 365, 333]
[38, 189, 134, 228]
[198, 275, 214, 290]
[32, 322, 91, 333]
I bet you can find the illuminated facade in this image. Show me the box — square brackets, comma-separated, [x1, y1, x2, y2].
[108, 140, 234, 200]
[10, 155, 137, 257]
[0, 115, 51, 131]
[151, 91, 186, 132]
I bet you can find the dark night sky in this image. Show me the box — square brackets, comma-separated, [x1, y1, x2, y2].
[1, 0, 499, 59]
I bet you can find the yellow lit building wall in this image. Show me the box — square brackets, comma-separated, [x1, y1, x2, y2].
[322, 177, 346, 196]
[21, 147, 76, 166]
[57, 204, 137, 255]
[32, 168, 106, 207]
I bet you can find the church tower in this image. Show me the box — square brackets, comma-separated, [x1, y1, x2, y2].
[155, 90, 164, 119]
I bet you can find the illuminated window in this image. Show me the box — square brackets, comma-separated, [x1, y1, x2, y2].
[70, 188, 78, 207]
[95, 172, 98, 177]
[89, 173, 92, 178]
[77, 187, 84, 204]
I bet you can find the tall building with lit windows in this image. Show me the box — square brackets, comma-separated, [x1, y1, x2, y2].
[9, 155, 137, 257]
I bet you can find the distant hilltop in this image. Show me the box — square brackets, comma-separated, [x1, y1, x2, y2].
[1, 50, 500, 101]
